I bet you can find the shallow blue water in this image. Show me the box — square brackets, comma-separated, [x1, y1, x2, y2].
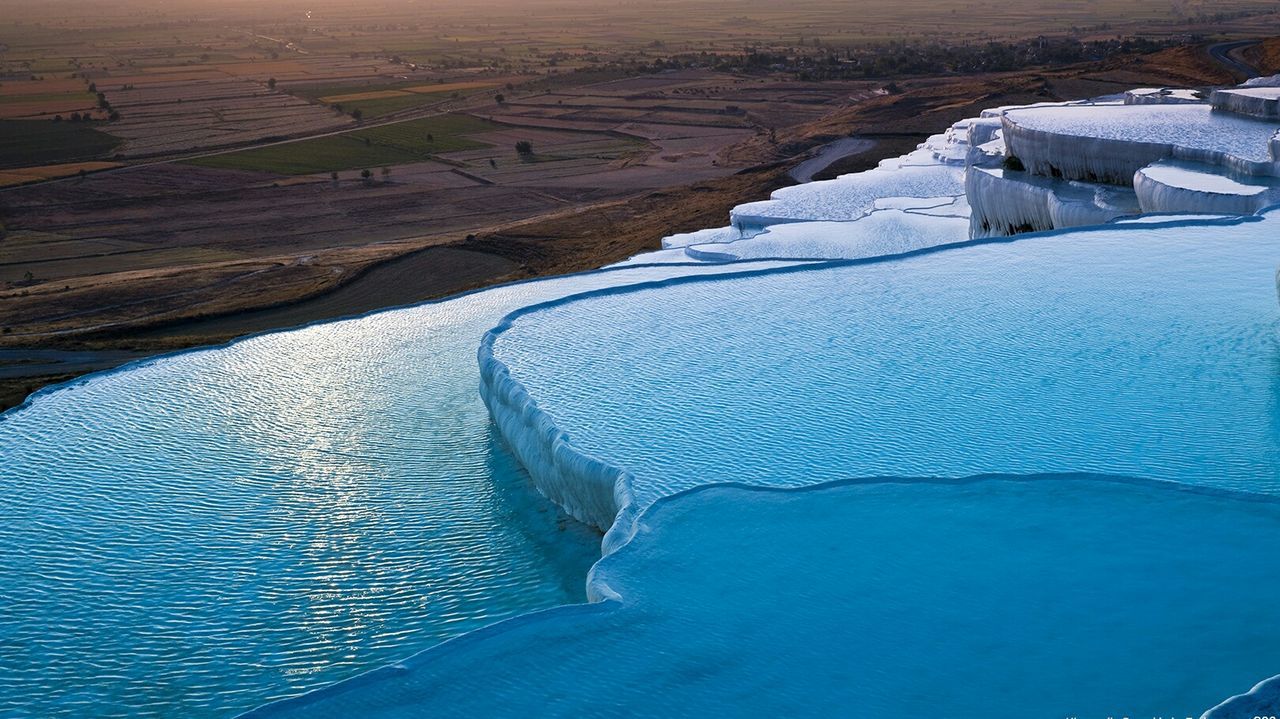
[0, 262, 779, 718]
[0, 317, 597, 718]
[245, 476, 1280, 719]
[493, 215, 1280, 510]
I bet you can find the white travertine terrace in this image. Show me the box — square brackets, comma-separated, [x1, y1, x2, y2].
[1125, 87, 1204, 105]
[1211, 86, 1280, 119]
[1001, 104, 1280, 184]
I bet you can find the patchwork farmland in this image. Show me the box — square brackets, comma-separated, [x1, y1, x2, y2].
[2, 0, 1278, 408]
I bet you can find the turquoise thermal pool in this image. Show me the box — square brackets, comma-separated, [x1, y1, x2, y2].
[486, 213, 1280, 523]
[241, 476, 1280, 719]
[0, 262, 787, 718]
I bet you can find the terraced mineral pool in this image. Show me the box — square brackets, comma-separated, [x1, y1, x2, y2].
[685, 210, 968, 261]
[0, 261, 788, 719]
[488, 213, 1280, 514]
[730, 161, 963, 228]
[243, 476, 1280, 719]
[1003, 104, 1280, 163]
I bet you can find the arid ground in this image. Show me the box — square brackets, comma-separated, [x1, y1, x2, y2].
[2, 0, 1277, 409]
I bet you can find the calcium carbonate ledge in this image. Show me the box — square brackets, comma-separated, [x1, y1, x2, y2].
[1211, 86, 1280, 120]
[1001, 104, 1280, 184]
[966, 164, 1139, 237]
[475, 210, 1273, 546]
[1203, 675, 1280, 719]
[1135, 160, 1280, 215]
[728, 162, 965, 233]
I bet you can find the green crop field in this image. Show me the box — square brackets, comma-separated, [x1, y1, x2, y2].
[294, 86, 491, 119]
[0, 92, 96, 106]
[185, 114, 499, 174]
[0, 120, 121, 169]
[291, 81, 422, 102]
[337, 91, 453, 118]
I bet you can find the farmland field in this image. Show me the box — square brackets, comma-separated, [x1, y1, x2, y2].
[0, 162, 122, 187]
[312, 80, 507, 117]
[0, 120, 121, 169]
[325, 90, 465, 118]
[1, 0, 1277, 410]
[185, 114, 500, 173]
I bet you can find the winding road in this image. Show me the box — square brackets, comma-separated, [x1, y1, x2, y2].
[1208, 40, 1263, 80]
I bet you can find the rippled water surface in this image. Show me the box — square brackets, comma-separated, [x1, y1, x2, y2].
[0, 262, 777, 718]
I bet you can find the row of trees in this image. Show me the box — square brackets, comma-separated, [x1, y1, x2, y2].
[53, 110, 118, 123]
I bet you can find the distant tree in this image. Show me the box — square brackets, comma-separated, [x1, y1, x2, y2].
[69, 112, 82, 122]
[52, 114, 62, 123]
[351, 108, 363, 121]
[87, 82, 96, 93]
[515, 140, 533, 156]
[23, 270, 34, 282]
[505, 82, 514, 91]
[494, 93, 505, 104]
[381, 166, 391, 181]
[96, 92, 108, 109]
[108, 110, 119, 121]
[330, 171, 339, 182]
[78, 168, 87, 180]
[267, 77, 277, 89]
[426, 133, 434, 142]
[360, 168, 372, 180]
[489, 158, 496, 168]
